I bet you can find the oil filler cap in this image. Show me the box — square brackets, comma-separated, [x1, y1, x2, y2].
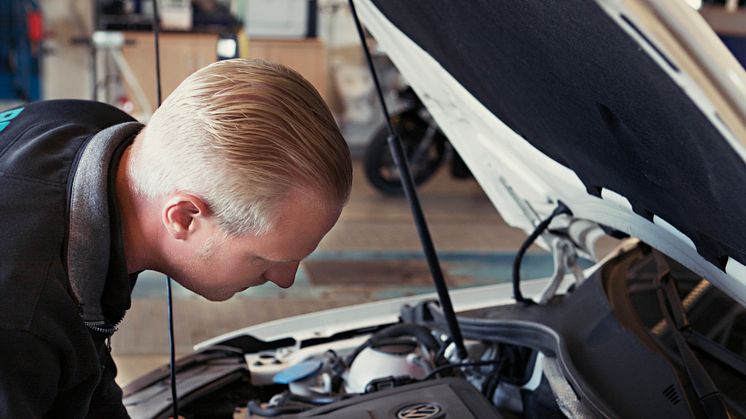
[272, 360, 323, 384]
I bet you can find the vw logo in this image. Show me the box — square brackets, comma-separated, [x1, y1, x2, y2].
[396, 402, 443, 419]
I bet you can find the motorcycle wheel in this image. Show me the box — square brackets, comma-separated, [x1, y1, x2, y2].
[363, 111, 447, 196]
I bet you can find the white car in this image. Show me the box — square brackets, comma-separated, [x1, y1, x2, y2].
[123, 1, 746, 417]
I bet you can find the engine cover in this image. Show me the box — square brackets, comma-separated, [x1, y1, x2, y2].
[279, 377, 501, 418]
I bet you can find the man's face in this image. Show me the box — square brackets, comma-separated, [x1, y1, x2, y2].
[166, 190, 342, 301]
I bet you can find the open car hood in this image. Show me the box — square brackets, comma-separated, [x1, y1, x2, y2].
[353, 0, 746, 306]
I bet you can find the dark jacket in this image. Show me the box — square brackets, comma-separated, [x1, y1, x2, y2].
[0, 100, 143, 418]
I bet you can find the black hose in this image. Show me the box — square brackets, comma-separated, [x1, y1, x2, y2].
[482, 356, 507, 398]
[434, 337, 454, 366]
[512, 201, 572, 304]
[423, 359, 504, 380]
[370, 324, 439, 350]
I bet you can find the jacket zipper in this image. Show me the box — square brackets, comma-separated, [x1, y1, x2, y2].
[86, 313, 126, 369]
[85, 313, 126, 336]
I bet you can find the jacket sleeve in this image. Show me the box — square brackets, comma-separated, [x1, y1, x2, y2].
[0, 329, 63, 418]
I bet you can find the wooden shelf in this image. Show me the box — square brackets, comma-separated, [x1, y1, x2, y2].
[119, 33, 329, 117]
[246, 37, 329, 103]
[121, 31, 219, 116]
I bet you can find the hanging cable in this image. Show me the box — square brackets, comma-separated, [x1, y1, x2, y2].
[512, 201, 572, 304]
[152, 0, 163, 107]
[150, 1, 177, 417]
[166, 275, 178, 417]
[347, 0, 468, 361]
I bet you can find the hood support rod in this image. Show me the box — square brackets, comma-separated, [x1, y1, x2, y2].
[348, 0, 468, 360]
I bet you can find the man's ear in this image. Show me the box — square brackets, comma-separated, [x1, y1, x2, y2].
[162, 193, 211, 240]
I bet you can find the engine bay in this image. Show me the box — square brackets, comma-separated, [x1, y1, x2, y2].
[122, 241, 746, 418]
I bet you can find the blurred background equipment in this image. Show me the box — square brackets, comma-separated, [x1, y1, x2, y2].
[0, 0, 43, 104]
[244, 0, 317, 39]
[5, 0, 746, 128]
[363, 86, 470, 196]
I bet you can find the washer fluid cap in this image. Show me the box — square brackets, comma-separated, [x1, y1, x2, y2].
[272, 360, 323, 384]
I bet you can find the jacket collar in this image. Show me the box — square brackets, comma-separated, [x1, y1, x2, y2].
[67, 121, 142, 332]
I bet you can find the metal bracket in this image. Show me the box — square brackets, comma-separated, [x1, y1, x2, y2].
[537, 236, 586, 304]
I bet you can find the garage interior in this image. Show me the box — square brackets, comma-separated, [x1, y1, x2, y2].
[2, 0, 746, 396]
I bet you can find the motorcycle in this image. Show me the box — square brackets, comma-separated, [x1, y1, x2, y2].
[363, 87, 471, 196]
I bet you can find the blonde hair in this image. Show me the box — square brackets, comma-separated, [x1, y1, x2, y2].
[130, 58, 352, 235]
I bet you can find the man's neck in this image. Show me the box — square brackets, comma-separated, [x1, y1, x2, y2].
[116, 135, 159, 274]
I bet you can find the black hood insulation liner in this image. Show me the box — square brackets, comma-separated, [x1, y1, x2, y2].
[371, 0, 746, 270]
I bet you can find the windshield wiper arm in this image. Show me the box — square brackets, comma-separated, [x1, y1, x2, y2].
[685, 329, 746, 377]
[652, 252, 730, 419]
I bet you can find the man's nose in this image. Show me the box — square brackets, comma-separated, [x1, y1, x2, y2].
[265, 262, 300, 289]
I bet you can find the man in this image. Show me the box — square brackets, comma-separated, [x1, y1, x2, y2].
[0, 58, 352, 418]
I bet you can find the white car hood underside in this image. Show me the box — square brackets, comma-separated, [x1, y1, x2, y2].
[353, 0, 746, 306]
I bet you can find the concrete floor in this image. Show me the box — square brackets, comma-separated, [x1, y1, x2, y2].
[112, 159, 617, 385]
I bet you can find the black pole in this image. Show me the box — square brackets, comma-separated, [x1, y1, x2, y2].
[348, 0, 468, 360]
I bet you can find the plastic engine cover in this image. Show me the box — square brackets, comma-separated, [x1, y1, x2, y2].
[278, 377, 501, 418]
